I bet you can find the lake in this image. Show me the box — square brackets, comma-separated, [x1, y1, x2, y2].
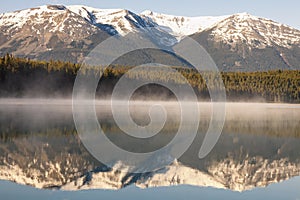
[0, 99, 299, 200]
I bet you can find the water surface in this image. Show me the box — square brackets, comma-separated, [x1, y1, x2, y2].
[0, 100, 299, 199]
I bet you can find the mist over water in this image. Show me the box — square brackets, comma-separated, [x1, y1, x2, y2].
[1, 99, 299, 140]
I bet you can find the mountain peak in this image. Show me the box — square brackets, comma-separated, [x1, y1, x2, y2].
[141, 10, 153, 15]
[45, 4, 67, 10]
[230, 12, 261, 22]
[234, 12, 252, 17]
[208, 11, 300, 49]
[66, 5, 125, 15]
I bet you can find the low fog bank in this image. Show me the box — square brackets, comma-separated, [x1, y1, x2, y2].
[0, 99, 299, 125]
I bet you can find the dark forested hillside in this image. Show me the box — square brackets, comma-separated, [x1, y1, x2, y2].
[0, 54, 299, 103]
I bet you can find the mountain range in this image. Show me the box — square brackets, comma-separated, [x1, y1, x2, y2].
[0, 5, 300, 71]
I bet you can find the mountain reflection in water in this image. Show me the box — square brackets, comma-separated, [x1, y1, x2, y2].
[0, 100, 299, 192]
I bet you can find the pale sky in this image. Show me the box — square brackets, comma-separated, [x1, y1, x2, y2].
[1, 0, 299, 29]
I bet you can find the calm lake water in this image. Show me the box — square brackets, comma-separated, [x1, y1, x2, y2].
[0, 99, 300, 200]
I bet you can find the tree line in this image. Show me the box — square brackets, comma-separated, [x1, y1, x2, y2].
[0, 54, 299, 103]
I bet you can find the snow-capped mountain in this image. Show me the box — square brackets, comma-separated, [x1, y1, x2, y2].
[0, 5, 299, 71]
[0, 5, 150, 37]
[210, 12, 300, 48]
[0, 5, 180, 63]
[191, 12, 300, 71]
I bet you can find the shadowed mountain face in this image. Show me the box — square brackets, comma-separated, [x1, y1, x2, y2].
[0, 5, 300, 71]
[0, 101, 300, 191]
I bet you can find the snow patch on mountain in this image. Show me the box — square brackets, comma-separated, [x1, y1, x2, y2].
[67, 5, 155, 35]
[141, 10, 229, 38]
[0, 5, 65, 32]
